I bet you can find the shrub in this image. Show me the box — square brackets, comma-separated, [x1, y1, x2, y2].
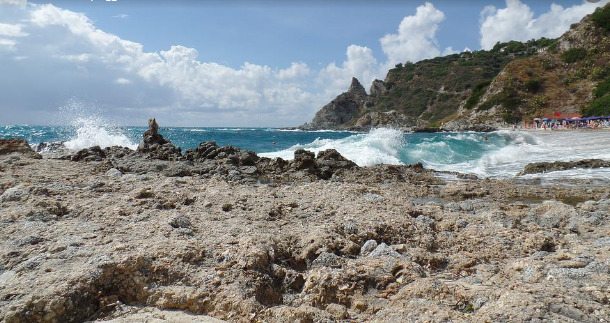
[524, 79, 542, 93]
[561, 48, 587, 63]
[465, 80, 492, 109]
[591, 5, 610, 33]
[583, 95, 610, 116]
[593, 77, 610, 98]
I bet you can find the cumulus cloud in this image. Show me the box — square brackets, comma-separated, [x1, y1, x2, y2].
[0, 0, 26, 7]
[380, 2, 445, 69]
[0, 23, 28, 37]
[0, 1, 602, 127]
[277, 62, 310, 80]
[0, 3, 330, 126]
[318, 45, 379, 96]
[480, 0, 610, 49]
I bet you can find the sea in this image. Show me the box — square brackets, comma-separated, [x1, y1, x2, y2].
[2, 118, 610, 184]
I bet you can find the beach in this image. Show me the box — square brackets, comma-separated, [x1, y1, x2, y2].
[1, 130, 609, 322]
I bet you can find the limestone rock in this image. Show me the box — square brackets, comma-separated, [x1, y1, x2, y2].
[137, 118, 182, 160]
[518, 159, 610, 176]
[0, 138, 41, 159]
[299, 77, 368, 130]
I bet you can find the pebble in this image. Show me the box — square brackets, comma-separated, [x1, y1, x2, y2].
[360, 240, 378, 255]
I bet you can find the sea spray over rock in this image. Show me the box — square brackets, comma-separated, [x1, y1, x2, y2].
[64, 116, 137, 151]
[57, 99, 138, 151]
[260, 128, 405, 166]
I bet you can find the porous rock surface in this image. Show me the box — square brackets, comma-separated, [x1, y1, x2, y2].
[518, 158, 610, 175]
[1, 133, 609, 322]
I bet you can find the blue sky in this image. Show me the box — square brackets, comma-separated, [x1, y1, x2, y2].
[1, 0, 608, 126]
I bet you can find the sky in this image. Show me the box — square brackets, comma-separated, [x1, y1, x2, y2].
[0, 0, 608, 127]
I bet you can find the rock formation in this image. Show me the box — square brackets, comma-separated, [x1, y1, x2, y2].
[1, 133, 609, 322]
[0, 138, 41, 159]
[299, 77, 368, 130]
[518, 159, 610, 176]
[137, 118, 182, 160]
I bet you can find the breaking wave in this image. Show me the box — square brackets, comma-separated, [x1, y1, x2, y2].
[259, 128, 404, 166]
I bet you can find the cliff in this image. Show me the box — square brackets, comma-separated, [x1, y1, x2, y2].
[303, 3, 610, 132]
[300, 77, 368, 130]
[445, 3, 610, 130]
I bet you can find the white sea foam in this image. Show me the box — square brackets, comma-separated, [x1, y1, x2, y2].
[56, 100, 138, 151]
[260, 128, 404, 166]
[63, 117, 137, 151]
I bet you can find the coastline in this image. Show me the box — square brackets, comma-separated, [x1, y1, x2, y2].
[1, 134, 609, 322]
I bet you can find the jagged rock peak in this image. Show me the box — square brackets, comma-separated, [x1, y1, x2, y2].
[348, 77, 367, 96]
[369, 79, 387, 96]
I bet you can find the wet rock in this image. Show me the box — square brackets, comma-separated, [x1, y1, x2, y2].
[316, 149, 357, 172]
[0, 138, 41, 159]
[518, 159, 610, 175]
[292, 149, 315, 170]
[66, 146, 106, 162]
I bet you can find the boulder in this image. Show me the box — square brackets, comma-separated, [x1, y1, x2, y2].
[518, 159, 610, 176]
[0, 138, 41, 159]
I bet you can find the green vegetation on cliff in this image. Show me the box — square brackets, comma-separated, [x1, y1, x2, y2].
[305, 3, 610, 130]
[372, 37, 556, 125]
[472, 3, 610, 123]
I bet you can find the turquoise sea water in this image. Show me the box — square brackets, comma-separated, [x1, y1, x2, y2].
[2, 123, 610, 181]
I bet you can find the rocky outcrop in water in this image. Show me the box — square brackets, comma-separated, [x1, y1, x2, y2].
[137, 118, 182, 160]
[518, 159, 610, 175]
[299, 78, 368, 130]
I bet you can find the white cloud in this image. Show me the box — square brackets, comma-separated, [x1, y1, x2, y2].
[0, 23, 28, 37]
[480, 0, 610, 50]
[277, 62, 310, 80]
[0, 38, 16, 50]
[0, 1, 603, 127]
[318, 45, 379, 96]
[115, 78, 131, 85]
[0, 4, 330, 126]
[113, 14, 129, 19]
[0, 0, 26, 7]
[380, 2, 445, 69]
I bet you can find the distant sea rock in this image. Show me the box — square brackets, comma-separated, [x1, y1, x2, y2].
[518, 159, 610, 176]
[299, 77, 368, 131]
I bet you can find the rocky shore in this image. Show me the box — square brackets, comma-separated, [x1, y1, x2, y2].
[1, 121, 609, 322]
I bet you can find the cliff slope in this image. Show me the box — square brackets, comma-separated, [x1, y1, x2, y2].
[303, 3, 610, 132]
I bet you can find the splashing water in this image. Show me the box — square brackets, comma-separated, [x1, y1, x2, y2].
[259, 128, 405, 166]
[64, 117, 137, 150]
[58, 100, 138, 150]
